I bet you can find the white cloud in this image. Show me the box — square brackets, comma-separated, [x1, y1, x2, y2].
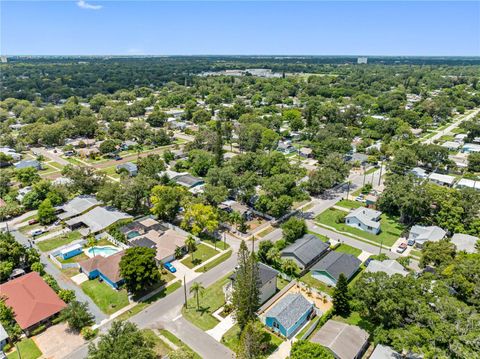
[77, 0, 103, 10]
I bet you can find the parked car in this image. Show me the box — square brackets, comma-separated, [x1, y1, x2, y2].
[28, 219, 38, 225]
[30, 229, 45, 237]
[164, 262, 177, 273]
[114, 155, 123, 161]
[407, 238, 415, 246]
[396, 243, 408, 253]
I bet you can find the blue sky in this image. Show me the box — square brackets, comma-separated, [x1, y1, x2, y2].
[1, 1, 479, 56]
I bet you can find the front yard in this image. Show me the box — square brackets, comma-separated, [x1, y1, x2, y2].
[6, 338, 41, 359]
[335, 243, 362, 257]
[81, 279, 130, 314]
[221, 324, 283, 357]
[182, 273, 231, 330]
[180, 243, 219, 269]
[316, 208, 403, 247]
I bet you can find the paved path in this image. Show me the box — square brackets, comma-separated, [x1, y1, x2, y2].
[269, 340, 292, 359]
[11, 230, 107, 323]
[206, 313, 235, 341]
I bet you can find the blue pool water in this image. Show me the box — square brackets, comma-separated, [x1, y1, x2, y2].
[88, 246, 120, 257]
[127, 231, 141, 239]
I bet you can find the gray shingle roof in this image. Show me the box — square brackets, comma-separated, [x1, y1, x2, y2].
[345, 207, 382, 230]
[65, 206, 132, 233]
[281, 234, 329, 267]
[365, 260, 407, 277]
[57, 195, 100, 220]
[14, 159, 40, 169]
[311, 251, 361, 281]
[175, 174, 204, 188]
[266, 293, 312, 330]
[451, 233, 478, 253]
[230, 262, 278, 287]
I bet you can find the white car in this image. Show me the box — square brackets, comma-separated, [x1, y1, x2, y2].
[30, 229, 45, 237]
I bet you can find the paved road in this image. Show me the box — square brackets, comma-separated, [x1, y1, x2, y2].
[422, 108, 480, 145]
[32, 147, 71, 166]
[10, 230, 107, 323]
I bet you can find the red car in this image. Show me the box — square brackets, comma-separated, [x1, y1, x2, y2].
[28, 219, 38, 225]
[396, 242, 408, 253]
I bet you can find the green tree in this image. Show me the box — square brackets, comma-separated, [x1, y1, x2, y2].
[290, 340, 334, 359]
[181, 203, 219, 236]
[332, 273, 350, 316]
[146, 110, 168, 127]
[61, 301, 94, 332]
[0, 300, 22, 341]
[420, 239, 456, 268]
[16, 166, 40, 186]
[119, 247, 161, 294]
[37, 198, 56, 224]
[281, 217, 307, 243]
[214, 120, 224, 166]
[236, 321, 263, 359]
[137, 154, 165, 178]
[150, 185, 185, 221]
[467, 152, 480, 172]
[189, 281, 205, 310]
[99, 139, 118, 154]
[185, 236, 197, 261]
[88, 321, 156, 359]
[58, 289, 76, 303]
[232, 241, 260, 330]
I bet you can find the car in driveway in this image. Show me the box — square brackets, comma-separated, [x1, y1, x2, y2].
[164, 262, 177, 273]
[407, 238, 415, 246]
[30, 229, 45, 237]
[28, 219, 39, 225]
[396, 242, 408, 253]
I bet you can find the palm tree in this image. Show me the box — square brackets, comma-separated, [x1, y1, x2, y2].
[86, 235, 97, 257]
[281, 259, 299, 277]
[174, 246, 183, 259]
[185, 236, 197, 261]
[189, 282, 205, 310]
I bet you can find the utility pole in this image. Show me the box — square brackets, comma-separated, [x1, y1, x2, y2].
[251, 236, 255, 252]
[379, 237, 384, 255]
[362, 165, 366, 187]
[183, 275, 187, 307]
[378, 161, 383, 186]
[346, 181, 351, 200]
[223, 232, 226, 249]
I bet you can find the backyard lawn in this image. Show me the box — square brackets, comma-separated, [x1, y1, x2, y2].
[316, 208, 403, 247]
[181, 243, 219, 269]
[300, 272, 334, 296]
[332, 311, 374, 332]
[81, 279, 130, 314]
[36, 231, 82, 252]
[221, 324, 283, 357]
[57, 252, 89, 264]
[335, 243, 362, 257]
[182, 273, 232, 330]
[335, 199, 364, 210]
[6, 338, 42, 359]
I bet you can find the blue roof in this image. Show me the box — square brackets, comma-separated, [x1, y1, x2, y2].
[266, 293, 312, 330]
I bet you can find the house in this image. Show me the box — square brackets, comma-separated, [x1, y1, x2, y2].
[0, 147, 21, 161]
[116, 162, 138, 177]
[224, 262, 278, 305]
[123, 217, 190, 263]
[365, 260, 408, 277]
[264, 293, 313, 338]
[219, 200, 253, 220]
[408, 225, 446, 248]
[56, 195, 100, 221]
[310, 320, 369, 359]
[410, 128, 423, 137]
[277, 141, 296, 154]
[120, 140, 138, 150]
[0, 323, 8, 351]
[462, 143, 480, 153]
[428, 173, 456, 187]
[455, 178, 480, 190]
[454, 133, 468, 143]
[346, 152, 369, 165]
[411, 167, 428, 179]
[16, 186, 32, 202]
[14, 159, 41, 170]
[310, 252, 361, 286]
[281, 234, 330, 271]
[441, 141, 461, 151]
[0, 272, 67, 334]
[345, 207, 382, 235]
[299, 147, 313, 158]
[451, 233, 478, 253]
[65, 206, 132, 236]
[365, 194, 378, 207]
[59, 243, 83, 260]
[370, 344, 421, 359]
[161, 170, 205, 189]
[79, 251, 125, 289]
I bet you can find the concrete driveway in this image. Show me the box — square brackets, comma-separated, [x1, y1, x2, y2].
[34, 323, 85, 359]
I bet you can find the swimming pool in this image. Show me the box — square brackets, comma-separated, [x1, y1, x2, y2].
[127, 230, 141, 239]
[87, 246, 120, 258]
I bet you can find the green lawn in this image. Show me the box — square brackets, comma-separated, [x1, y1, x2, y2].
[180, 243, 219, 269]
[142, 329, 172, 358]
[57, 252, 89, 264]
[257, 226, 275, 238]
[335, 243, 362, 257]
[6, 338, 41, 359]
[195, 250, 232, 273]
[182, 273, 232, 330]
[116, 281, 182, 321]
[332, 311, 374, 332]
[365, 167, 378, 175]
[299, 272, 334, 296]
[158, 330, 201, 359]
[316, 208, 403, 247]
[202, 238, 230, 250]
[277, 277, 291, 290]
[295, 316, 320, 340]
[221, 324, 283, 357]
[81, 279, 130, 314]
[306, 231, 330, 242]
[336, 199, 364, 210]
[37, 231, 82, 252]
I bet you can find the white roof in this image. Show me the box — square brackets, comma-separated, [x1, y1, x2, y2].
[451, 233, 478, 253]
[66, 206, 132, 234]
[60, 243, 83, 255]
[455, 178, 480, 190]
[409, 225, 446, 244]
[428, 173, 455, 185]
[441, 141, 461, 149]
[345, 207, 382, 229]
[58, 195, 100, 220]
[366, 260, 408, 277]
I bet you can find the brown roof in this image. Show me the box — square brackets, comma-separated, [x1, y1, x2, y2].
[143, 229, 187, 261]
[0, 272, 67, 329]
[80, 251, 125, 283]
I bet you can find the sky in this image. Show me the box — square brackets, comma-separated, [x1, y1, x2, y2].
[1, 1, 479, 56]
